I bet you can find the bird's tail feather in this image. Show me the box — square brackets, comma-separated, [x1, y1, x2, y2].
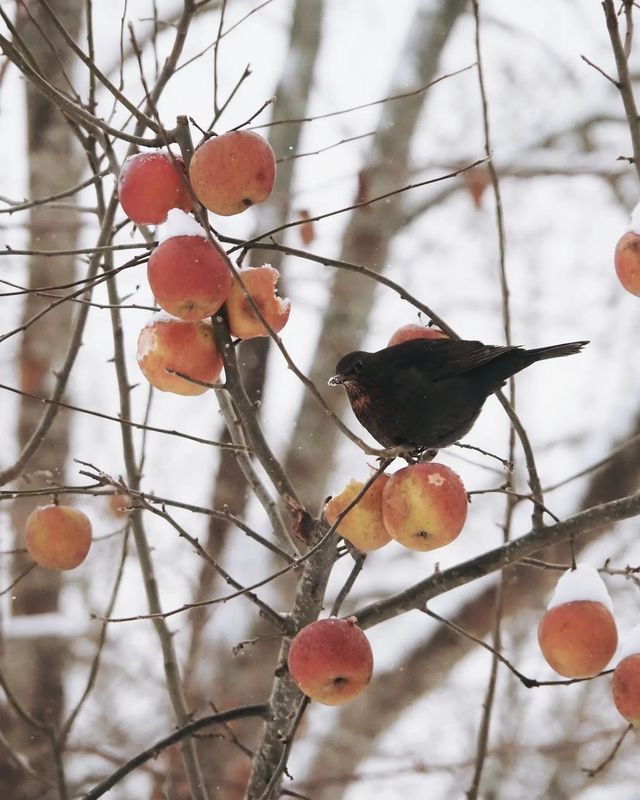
[527, 341, 589, 361]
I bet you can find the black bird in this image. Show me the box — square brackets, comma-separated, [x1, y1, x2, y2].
[329, 338, 588, 452]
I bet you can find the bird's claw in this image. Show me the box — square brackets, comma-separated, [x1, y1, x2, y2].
[375, 445, 439, 465]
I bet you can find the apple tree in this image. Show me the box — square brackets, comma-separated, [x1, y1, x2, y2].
[2, 2, 640, 799]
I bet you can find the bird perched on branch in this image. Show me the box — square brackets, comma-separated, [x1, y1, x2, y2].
[329, 338, 588, 453]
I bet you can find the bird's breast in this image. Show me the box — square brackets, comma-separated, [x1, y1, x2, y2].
[346, 384, 370, 412]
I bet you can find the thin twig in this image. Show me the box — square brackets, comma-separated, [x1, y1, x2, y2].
[252, 63, 476, 130]
[582, 723, 633, 777]
[98, 462, 392, 625]
[330, 552, 366, 617]
[0, 382, 250, 452]
[422, 607, 612, 689]
[602, 0, 640, 180]
[82, 705, 270, 800]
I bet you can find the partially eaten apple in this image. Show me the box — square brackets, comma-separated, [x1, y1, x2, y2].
[226, 265, 291, 339]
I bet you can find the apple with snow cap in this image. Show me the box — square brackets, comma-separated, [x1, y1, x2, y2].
[614, 201, 640, 296]
[612, 624, 640, 725]
[537, 564, 617, 679]
[137, 314, 223, 395]
[381, 462, 468, 552]
[147, 210, 231, 321]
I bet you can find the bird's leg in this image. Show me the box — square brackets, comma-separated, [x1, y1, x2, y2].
[382, 446, 439, 465]
[416, 448, 439, 463]
[404, 447, 439, 464]
[374, 444, 416, 464]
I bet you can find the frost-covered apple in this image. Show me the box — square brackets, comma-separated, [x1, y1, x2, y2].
[537, 565, 617, 679]
[137, 316, 223, 395]
[324, 473, 391, 551]
[387, 323, 448, 347]
[118, 152, 192, 225]
[287, 617, 373, 705]
[147, 235, 231, 321]
[25, 504, 92, 570]
[381, 462, 467, 551]
[189, 130, 276, 216]
[226, 265, 290, 339]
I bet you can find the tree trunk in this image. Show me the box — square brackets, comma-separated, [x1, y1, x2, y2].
[1, 3, 83, 797]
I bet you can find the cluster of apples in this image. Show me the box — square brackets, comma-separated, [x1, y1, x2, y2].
[23, 504, 92, 570]
[538, 564, 640, 727]
[324, 461, 467, 554]
[117, 131, 290, 396]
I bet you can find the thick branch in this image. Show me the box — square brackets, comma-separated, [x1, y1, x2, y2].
[356, 490, 640, 629]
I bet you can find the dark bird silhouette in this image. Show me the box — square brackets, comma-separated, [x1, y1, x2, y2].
[329, 338, 588, 452]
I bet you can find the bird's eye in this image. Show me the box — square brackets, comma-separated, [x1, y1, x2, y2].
[352, 359, 364, 373]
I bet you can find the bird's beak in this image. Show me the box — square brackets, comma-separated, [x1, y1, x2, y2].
[328, 374, 344, 386]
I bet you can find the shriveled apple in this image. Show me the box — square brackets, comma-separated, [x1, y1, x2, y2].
[118, 152, 192, 225]
[147, 235, 231, 321]
[226, 265, 290, 339]
[287, 617, 373, 705]
[189, 130, 276, 216]
[25, 504, 92, 570]
[324, 473, 391, 551]
[137, 316, 223, 395]
[381, 462, 467, 551]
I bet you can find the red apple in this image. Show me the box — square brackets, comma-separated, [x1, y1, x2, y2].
[147, 235, 231, 321]
[226, 265, 290, 339]
[287, 617, 373, 705]
[137, 316, 223, 395]
[613, 654, 640, 725]
[387, 324, 448, 347]
[381, 462, 467, 551]
[189, 130, 276, 216]
[25, 505, 92, 570]
[324, 474, 391, 551]
[537, 600, 617, 679]
[615, 230, 640, 296]
[118, 152, 192, 225]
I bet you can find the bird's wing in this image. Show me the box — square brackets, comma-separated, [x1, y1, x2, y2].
[379, 339, 520, 381]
